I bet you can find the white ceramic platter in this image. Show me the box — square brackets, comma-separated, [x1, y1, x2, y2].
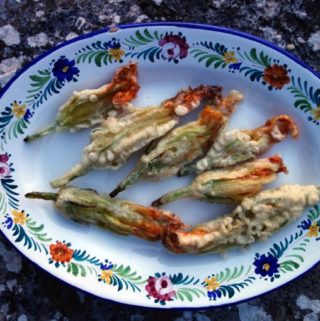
[1, 23, 320, 308]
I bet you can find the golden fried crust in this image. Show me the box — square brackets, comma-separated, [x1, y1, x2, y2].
[163, 85, 222, 115]
[109, 63, 140, 106]
[254, 114, 299, 141]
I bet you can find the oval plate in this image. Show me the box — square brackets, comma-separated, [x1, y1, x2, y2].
[1, 23, 320, 309]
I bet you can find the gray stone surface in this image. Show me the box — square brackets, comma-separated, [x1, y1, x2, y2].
[0, 0, 320, 320]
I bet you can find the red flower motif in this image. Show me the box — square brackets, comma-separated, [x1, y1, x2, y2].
[0, 162, 10, 178]
[0, 154, 9, 163]
[145, 275, 176, 302]
[263, 64, 290, 89]
[159, 33, 189, 60]
[49, 241, 74, 263]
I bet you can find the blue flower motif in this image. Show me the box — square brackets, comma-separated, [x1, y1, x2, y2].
[52, 56, 79, 83]
[229, 62, 242, 70]
[298, 219, 312, 230]
[207, 289, 221, 300]
[107, 37, 121, 49]
[23, 108, 32, 121]
[100, 262, 113, 270]
[253, 253, 280, 277]
[4, 216, 13, 229]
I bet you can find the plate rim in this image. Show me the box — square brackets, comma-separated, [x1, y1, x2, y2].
[0, 21, 319, 309]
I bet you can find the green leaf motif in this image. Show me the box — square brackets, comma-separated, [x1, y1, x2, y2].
[67, 261, 87, 277]
[176, 288, 206, 302]
[268, 230, 303, 259]
[243, 48, 271, 67]
[190, 48, 227, 69]
[214, 265, 248, 283]
[170, 272, 200, 285]
[26, 218, 52, 243]
[125, 46, 162, 63]
[239, 66, 263, 82]
[12, 224, 45, 253]
[26, 77, 64, 109]
[1, 177, 19, 209]
[113, 263, 145, 285]
[123, 29, 161, 47]
[307, 205, 320, 222]
[72, 249, 101, 266]
[279, 260, 300, 273]
[288, 77, 320, 119]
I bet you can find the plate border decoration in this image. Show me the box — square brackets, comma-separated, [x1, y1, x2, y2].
[0, 22, 320, 309]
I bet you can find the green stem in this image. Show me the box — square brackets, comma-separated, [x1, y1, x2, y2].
[24, 123, 58, 143]
[110, 167, 145, 197]
[25, 192, 58, 201]
[50, 164, 90, 188]
[152, 186, 192, 207]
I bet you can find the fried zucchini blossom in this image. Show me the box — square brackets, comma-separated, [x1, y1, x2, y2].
[110, 90, 243, 197]
[25, 186, 182, 241]
[163, 184, 320, 254]
[24, 63, 140, 142]
[179, 114, 298, 176]
[50, 85, 222, 188]
[152, 155, 287, 206]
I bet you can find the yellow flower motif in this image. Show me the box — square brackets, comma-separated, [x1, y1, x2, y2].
[12, 102, 27, 119]
[307, 223, 319, 237]
[223, 51, 237, 64]
[311, 106, 320, 120]
[12, 209, 27, 225]
[262, 263, 271, 272]
[109, 48, 125, 61]
[204, 276, 220, 291]
[100, 269, 113, 284]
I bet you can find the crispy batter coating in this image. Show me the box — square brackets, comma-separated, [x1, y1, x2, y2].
[25, 186, 182, 241]
[179, 114, 299, 176]
[152, 155, 287, 206]
[50, 85, 222, 188]
[110, 90, 242, 197]
[24, 63, 140, 142]
[163, 184, 320, 253]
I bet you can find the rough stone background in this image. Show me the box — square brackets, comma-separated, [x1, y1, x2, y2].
[1, 0, 320, 320]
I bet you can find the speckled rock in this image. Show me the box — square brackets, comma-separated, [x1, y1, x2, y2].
[1, 1, 320, 321]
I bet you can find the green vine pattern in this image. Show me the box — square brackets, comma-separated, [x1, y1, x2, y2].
[26, 56, 80, 109]
[202, 265, 255, 301]
[0, 102, 32, 149]
[98, 261, 146, 293]
[145, 272, 206, 305]
[75, 38, 125, 66]
[3, 211, 51, 254]
[124, 29, 163, 62]
[288, 76, 320, 125]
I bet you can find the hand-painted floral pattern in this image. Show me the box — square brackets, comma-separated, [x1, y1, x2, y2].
[26, 56, 80, 108]
[146, 275, 176, 303]
[0, 101, 32, 149]
[49, 241, 74, 263]
[0, 161, 10, 178]
[1, 26, 320, 307]
[158, 32, 189, 61]
[253, 253, 280, 278]
[99, 263, 114, 284]
[12, 209, 27, 225]
[0, 153, 18, 209]
[262, 64, 290, 89]
[288, 77, 320, 125]
[298, 206, 320, 241]
[52, 56, 79, 83]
